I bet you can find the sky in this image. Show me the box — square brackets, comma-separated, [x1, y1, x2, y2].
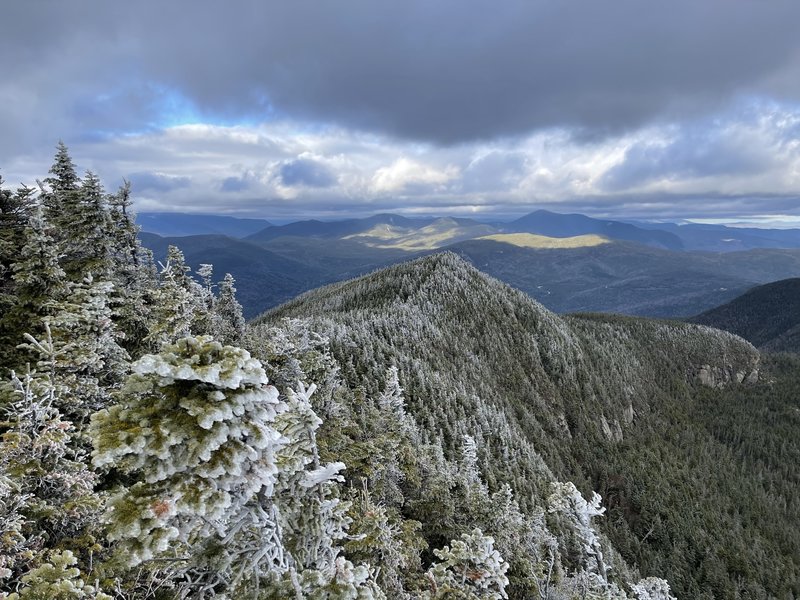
[3, 1, 800, 224]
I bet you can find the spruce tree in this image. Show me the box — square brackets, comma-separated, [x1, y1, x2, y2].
[90, 336, 383, 598]
[0, 366, 103, 592]
[144, 246, 203, 349]
[105, 181, 158, 358]
[0, 180, 35, 371]
[21, 276, 129, 426]
[4, 206, 67, 372]
[214, 273, 246, 345]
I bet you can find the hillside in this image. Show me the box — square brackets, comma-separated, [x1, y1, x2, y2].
[689, 278, 800, 352]
[257, 253, 800, 597]
[137, 211, 272, 237]
[508, 210, 684, 250]
[446, 239, 800, 317]
[139, 232, 413, 317]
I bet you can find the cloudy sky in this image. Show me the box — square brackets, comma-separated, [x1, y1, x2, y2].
[3, 1, 800, 224]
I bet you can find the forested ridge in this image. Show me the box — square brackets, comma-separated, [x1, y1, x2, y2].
[689, 278, 800, 353]
[0, 146, 798, 599]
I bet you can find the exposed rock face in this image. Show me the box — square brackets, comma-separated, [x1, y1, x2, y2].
[623, 403, 635, 426]
[600, 414, 624, 442]
[696, 364, 759, 388]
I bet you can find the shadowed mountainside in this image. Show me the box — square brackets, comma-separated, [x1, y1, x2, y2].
[689, 278, 800, 352]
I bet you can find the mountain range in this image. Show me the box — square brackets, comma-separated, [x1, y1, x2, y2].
[138, 209, 800, 319]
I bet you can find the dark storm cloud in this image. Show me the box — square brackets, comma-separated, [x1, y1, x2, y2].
[4, 0, 800, 156]
[279, 159, 336, 188]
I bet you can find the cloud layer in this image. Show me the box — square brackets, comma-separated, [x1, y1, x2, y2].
[2, 1, 800, 222]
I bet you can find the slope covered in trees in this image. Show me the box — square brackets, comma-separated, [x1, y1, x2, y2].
[2, 146, 799, 599]
[1, 146, 692, 599]
[689, 278, 800, 352]
[260, 252, 800, 598]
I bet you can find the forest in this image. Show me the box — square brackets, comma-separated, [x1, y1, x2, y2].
[1, 145, 798, 599]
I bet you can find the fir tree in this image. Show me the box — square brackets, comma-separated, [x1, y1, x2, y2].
[90, 336, 383, 598]
[0, 180, 35, 372]
[423, 529, 510, 600]
[5, 550, 111, 600]
[144, 246, 203, 349]
[214, 273, 246, 345]
[43, 141, 79, 195]
[20, 276, 129, 426]
[4, 206, 67, 372]
[105, 182, 158, 359]
[0, 367, 103, 592]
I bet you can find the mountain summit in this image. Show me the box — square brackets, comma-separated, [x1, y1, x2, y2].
[255, 252, 800, 597]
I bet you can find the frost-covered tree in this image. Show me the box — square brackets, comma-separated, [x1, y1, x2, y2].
[0, 367, 102, 591]
[630, 577, 676, 600]
[4, 205, 67, 371]
[423, 528, 510, 600]
[43, 141, 80, 195]
[213, 273, 246, 345]
[5, 550, 111, 600]
[0, 179, 34, 353]
[90, 337, 285, 571]
[90, 336, 381, 598]
[105, 181, 159, 358]
[18, 277, 129, 427]
[144, 246, 204, 349]
[548, 482, 608, 582]
[58, 171, 114, 280]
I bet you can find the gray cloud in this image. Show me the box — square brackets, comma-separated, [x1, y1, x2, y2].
[280, 159, 336, 188]
[127, 171, 191, 193]
[4, 0, 800, 156]
[3, 1, 800, 224]
[462, 151, 529, 192]
[221, 176, 251, 193]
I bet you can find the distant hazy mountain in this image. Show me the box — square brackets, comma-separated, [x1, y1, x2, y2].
[137, 212, 272, 238]
[635, 221, 800, 251]
[506, 210, 684, 250]
[446, 237, 800, 317]
[246, 213, 437, 243]
[140, 210, 800, 319]
[341, 216, 498, 250]
[689, 278, 800, 352]
[259, 252, 800, 596]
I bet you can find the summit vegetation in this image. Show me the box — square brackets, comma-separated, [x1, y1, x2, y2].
[1, 146, 799, 599]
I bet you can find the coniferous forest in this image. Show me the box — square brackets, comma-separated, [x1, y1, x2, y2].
[1, 146, 800, 599]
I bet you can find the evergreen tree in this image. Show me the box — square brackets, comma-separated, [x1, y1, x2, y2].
[43, 141, 80, 196]
[5, 550, 111, 600]
[548, 482, 609, 583]
[20, 276, 129, 426]
[67, 171, 114, 280]
[105, 182, 158, 359]
[423, 529, 510, 600]
[0, 366, 103, 592]
[0, 179, 35, 372]
[90, 336, 382, 598]
[144, 246, 203, 349]
[42, 144, 115, 282]
[3, 206, 67, 372]
[214, 273, 246, 345]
